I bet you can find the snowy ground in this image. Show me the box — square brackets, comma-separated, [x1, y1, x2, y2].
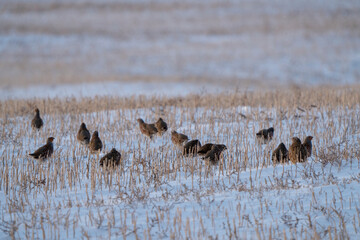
[1, 0, 360, 88]
[1, 102, 360, 239]
[0, 81, 229, 100]
[1, 0, 360, 238]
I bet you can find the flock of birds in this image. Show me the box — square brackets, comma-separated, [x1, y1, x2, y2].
[137, 118, 228, 163]
[28, 108, 313, 167]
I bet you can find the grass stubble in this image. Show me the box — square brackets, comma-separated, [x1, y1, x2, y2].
[0, 85, 360, 239]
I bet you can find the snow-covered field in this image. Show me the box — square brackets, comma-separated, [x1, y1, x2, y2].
[1, 0, 360, 239]
[1, 0, 360, 88]
[0, 81, 229, 100]
[1, 91, 360, 239]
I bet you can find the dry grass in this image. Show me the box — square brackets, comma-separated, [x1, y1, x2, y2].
[1, 84, 360, 118]
[0, 85, 360, 239]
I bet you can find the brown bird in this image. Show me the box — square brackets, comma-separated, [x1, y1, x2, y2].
[137, 118, 158, 139]
[202, 144, 228, 164]
[256, 127, 274, 143]
[89, 131, 103, 153]
[77, 122, 91, 145]
[31, 108, 43, 130]
[183, 139, 201, 156]
[302, 136, 313, 157]
[100, 148, 121, 167]
[171, 130, 189, 146]
[197, 143, 214, 156]
[289, 137, 307, 164]
[271, 143, 289, 164]
[155, 118, 168, 135]
[29, 137, 54, 160]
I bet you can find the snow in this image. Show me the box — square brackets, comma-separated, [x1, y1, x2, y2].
[1, 0, 360, 88]
[0, 81, 228, 100]
[1, 0, 360, 238]
[0, 105, 359, 239]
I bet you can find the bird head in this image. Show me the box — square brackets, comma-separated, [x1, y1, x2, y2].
[137, 118, 144, 124]
[278, 142, 286, 149]
[291, 137, 301, 145]
[47, 137, 55, 143]
[304, 136, 313, 142]
[268, 127, 274, 137]
[93, 131, 99, 137]
[215, 144, 228, 151]
[220, 144, 227, 151]
[221, 144, 228, 150]
[80, 122, 87, 129]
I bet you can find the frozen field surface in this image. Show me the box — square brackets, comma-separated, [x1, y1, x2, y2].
[1, 0, 360, 238]
[1, 0, 360, 88]
[0, 81, 228, 100]
[1, 101, 360, 239]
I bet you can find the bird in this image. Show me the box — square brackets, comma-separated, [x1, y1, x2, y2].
[202, 144, 227, 164]
[289, 137, 307, 164]
[77, 122, 91, 145]
[197, 143, 214, 156]
[89, 131, 103, 153]
[171, 130, 189, 146]
[302, 136, 313, 157]
[100, 148, 121, 167]
[271, 142, 289, 164]
[31, 108, 43, 130]
[183, 139, 201, 156]
[155, 118, 168, 135]
[29, 137, 54, 161]
[256, 127, 274, 143]
[137, 118, 158, 139]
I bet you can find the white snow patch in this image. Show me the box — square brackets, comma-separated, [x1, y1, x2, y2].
[0, 81, 228, 100]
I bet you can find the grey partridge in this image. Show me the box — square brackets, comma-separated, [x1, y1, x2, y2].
[271, 142, 289, 164]
[77, 122, 91, 145]
[29, 137, 54, 160]
[289, 137, 307, 164]
[171, 130, 189, 146]
[302, 136, 313, 157]
[202, 144, 227, 164]
[197, 143, 214, 156]
[31, 108, 43, 130]
[155, 118, 168, 135]
[183, 139, 201, 156]
[256, 127, 274, 144]
[89, 131, 103, 153]
[137, 118, 158, 139]
[100, 148, 121, 167]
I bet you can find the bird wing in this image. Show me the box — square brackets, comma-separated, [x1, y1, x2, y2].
[30, 144, 51, 158]
[148, 124, 158, 134]
[198, 144, 213, 155]
[32, 117, 43, 128]
[78, 129, 90, 141]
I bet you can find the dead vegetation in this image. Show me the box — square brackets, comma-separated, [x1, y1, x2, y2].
[0, 85, 359, 239]
[1, 84, 360, 118]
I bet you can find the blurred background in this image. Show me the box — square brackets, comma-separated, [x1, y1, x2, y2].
[1, 0, 359, 98]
